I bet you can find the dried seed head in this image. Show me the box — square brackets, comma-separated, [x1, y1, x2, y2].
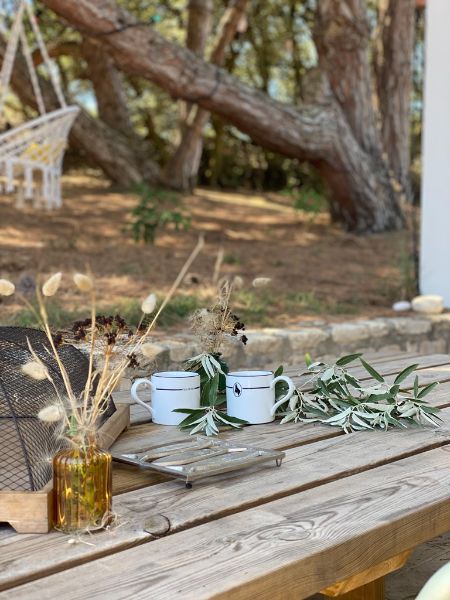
[252, 277, 271, 288]
[38, 404, 65, 423]
[42, 272, 62, 297]
[0, 279, 15, 296]
[73, 273, 94, 293]
[141, 293, 157, 315]
[21, 360, 48, 381]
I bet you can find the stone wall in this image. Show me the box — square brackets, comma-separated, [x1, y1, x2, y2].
[107, 315, 450, 381]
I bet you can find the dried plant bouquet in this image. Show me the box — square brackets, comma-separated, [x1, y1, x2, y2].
[175, 282, 249, 436]
[0, 238, 204, 447]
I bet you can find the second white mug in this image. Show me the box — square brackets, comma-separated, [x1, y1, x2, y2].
[130, 371, 200, 425]
[226, 370, 295, 424]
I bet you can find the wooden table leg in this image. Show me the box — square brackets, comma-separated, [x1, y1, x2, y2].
[320, 549, 411, 598]
[324, 577, 384, 600]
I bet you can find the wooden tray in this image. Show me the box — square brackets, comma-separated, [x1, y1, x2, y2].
[0, 403, 130, 534]
[111, 435, 285, 488]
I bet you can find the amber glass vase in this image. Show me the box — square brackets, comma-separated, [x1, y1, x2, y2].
[53, 440, 112, 533]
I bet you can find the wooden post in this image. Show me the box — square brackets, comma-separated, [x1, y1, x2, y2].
[321, 550, 411, 599]
[420, 0, 450, 304]
[330, 578, 384, 600]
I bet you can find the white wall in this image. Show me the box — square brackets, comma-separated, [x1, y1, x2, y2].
[420, 0, 450, 305]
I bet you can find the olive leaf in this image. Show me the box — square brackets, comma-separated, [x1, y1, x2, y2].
[359, 358, 384, 383]
[417, 381, 439, 399]
[335, 353, 362, 367]
[394, 364, 419, 385]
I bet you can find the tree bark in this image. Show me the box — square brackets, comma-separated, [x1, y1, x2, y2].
[315, 0, 379, 155]
[80, 37, 159, 182]
[81, 37, 132, 134]
[165, 0, 249, 191]
[40, 0, 404, 232]
[376, 0, 416, 195]
[0, 37, 160, 186]
[179, 0, 213, 127]
[186, 0, 213, 57]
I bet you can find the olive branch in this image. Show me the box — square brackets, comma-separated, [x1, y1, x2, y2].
[275, 353, 441, 433]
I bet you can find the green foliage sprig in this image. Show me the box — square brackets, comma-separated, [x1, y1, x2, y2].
[275, 354, 441, 433]
[174, 353, 247, 436]
[127, 184, 190, 244]
[175, 284, 248, 436]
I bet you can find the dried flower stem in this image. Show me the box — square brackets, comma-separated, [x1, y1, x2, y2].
[82, 286, 97, 422]
[145, 235, 205, 336]
[34, 236, 204, 446]
[212, 246, 224, 284]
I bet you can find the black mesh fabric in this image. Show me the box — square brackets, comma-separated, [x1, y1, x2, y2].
[0, 326, 115, 491]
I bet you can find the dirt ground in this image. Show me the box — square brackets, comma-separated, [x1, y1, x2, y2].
[0, 171, 411, 329]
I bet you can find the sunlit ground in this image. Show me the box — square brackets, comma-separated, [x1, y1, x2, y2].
[0, 170, 410, 330]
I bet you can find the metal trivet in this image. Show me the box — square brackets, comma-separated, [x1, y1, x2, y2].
[112, 436, 285, 488]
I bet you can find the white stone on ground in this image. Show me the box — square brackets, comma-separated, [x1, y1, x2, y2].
[412, 295, 444, 315]
[392, 300, 412, 312]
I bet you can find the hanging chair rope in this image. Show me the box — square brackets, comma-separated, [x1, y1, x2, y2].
[24, 0, 66, 108]
[0, 0, 25, 114]
[0, 0, 79, 209]
[18, 25, 45, 115]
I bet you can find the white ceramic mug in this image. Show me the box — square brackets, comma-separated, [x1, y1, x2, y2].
[226, 370, 295, 424]
[130, 371, 200, 425]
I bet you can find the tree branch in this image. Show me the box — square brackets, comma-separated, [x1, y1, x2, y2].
[39, 0, 404, 232]
[39, 0, 337, 163]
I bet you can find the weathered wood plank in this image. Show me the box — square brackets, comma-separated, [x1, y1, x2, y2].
[112, 412, 450, 535]
[112, 417, 341, 458]
[3, 408, 450, 592]
[115, 370, 450, 459]
[0, 483, 52, 534]
[283, 353, 450, 382]
[4, 447, 450, 600]
[112, 372, 450, 494]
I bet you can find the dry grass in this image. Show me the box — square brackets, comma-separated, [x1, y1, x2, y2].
[0, 171, 411, 330]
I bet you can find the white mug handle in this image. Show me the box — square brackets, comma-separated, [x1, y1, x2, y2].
[270, 375, 295, 416]
[130, 378, 156, 419]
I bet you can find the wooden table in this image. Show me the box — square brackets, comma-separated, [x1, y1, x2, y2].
[2, 351, 450, 599]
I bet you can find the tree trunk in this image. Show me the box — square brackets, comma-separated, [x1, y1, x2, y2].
[313, 0, 403, 227]
[0, 37, 160, 186]
[40, 0, 404, 232]
[315, 0, 379, 155]
[186, 0, 213, 57]
[178, 0, 213, 128]
[80, 37, 159, 182]
[376, 0, 416, 196]
[169, 0, 213, 188]
[165, 0, 249, 191]
[81, 37, 132, 134]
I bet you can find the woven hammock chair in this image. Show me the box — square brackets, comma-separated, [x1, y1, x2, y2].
[0, 0, 79, 209]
